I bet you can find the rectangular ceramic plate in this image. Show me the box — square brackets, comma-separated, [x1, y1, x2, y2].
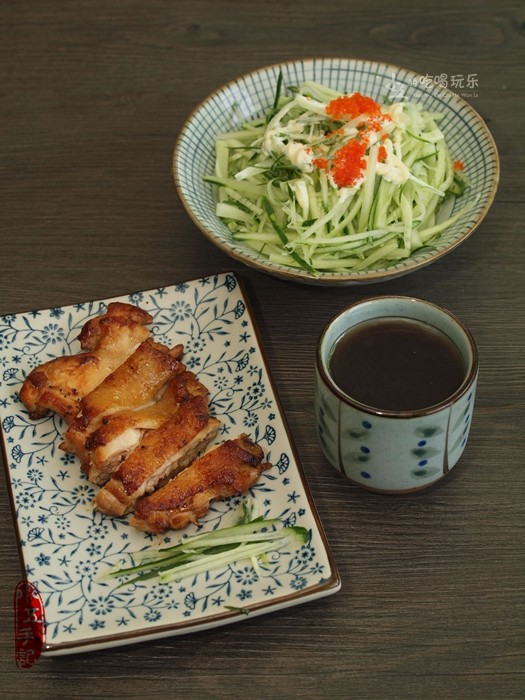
[0, 272, 340, 655]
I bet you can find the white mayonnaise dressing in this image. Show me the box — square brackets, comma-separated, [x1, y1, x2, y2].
[376, 138, 410, 185]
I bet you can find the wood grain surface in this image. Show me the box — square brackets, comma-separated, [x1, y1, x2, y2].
[0, 1, 524, 698]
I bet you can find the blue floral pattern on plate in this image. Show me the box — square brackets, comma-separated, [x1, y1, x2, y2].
[0, 272, 340, 655]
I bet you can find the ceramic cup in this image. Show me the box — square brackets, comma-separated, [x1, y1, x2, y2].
[314, 296, 478, 493]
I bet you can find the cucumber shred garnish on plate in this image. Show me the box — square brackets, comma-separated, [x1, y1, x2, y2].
[101, 501, 309, 588]
[204, 75, 468, 276]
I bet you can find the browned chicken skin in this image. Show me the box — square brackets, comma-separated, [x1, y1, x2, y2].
[19, 302, 152, 423]
[131, 434, 271, 532]
[94, 395, 221, 517]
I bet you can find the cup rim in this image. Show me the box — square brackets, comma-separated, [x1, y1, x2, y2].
[316, 295, 479, 418]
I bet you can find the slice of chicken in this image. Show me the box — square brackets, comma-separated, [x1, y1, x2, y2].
[19, 302, 152, 423]
[84, 371, 209, 485]
[94, 395, 220, 517]
[131, 434, 270, 532]
[61, 339, 184, 458]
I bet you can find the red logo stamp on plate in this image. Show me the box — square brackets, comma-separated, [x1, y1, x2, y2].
[14, 581, 45, 669]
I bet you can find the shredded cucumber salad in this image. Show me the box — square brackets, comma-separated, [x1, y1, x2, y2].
[204, 76, 467, 275]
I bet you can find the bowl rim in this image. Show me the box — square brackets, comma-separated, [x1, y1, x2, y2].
[172, 57, 500, 285]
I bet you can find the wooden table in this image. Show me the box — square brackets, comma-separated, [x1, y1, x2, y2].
[1, 1, 523, 697]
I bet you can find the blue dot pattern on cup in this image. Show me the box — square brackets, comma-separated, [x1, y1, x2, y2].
[343, 421, 446, 483]
[314, 378, 476, 491]
[409, 428, 443, 480]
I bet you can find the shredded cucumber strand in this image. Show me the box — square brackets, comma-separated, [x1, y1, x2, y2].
[358, 142, 379, 231]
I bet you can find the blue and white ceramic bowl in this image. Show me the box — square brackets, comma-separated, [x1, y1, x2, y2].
[173, 58, 499, 286]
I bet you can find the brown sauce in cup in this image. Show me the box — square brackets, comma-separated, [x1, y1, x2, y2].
[329, 317, 466, 411]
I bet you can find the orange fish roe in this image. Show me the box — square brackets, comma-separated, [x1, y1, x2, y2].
[326, 93, 382, 121]
[367, 118, 384, 132]
[312, 156, 329, 170]
[453, 160, 465, 170]
[331, 140, 368, 187]
[313, 93, 393, 187]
